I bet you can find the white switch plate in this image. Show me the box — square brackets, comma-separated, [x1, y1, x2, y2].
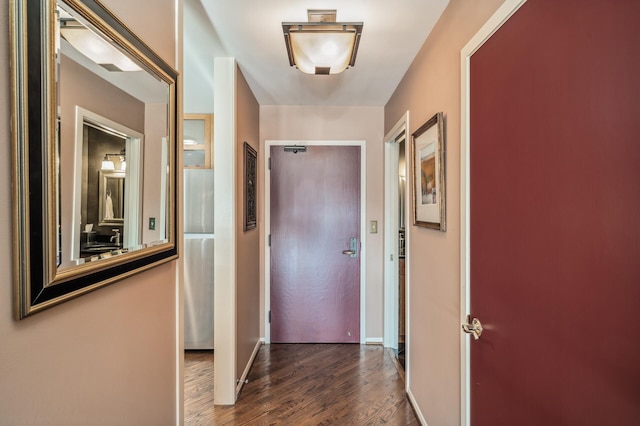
[369, 220, 378, 234]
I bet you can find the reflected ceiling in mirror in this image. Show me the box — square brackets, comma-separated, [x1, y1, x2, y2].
[11, 0, 179, 319]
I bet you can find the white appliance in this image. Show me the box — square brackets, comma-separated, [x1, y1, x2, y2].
[183, 169, 214, 349]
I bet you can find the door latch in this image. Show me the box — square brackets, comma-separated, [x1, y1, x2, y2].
[462, 316, 483, 340]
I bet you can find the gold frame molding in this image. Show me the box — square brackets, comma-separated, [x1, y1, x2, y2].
[10, 0, 180, 319]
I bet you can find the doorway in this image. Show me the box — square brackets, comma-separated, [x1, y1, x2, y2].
[397, 139, 407, 369]
[71, 107, 143, 262]
[384, 112, 409, 371]
[264, 140, 367, 344]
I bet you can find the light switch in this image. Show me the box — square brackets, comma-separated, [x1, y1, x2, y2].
[149, 217, 156, 230]
[369, 220, 378, 234]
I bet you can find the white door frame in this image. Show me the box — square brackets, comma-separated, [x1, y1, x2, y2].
[72, 107, 143, 261]
[384, 111, 409, 388]
[264, 140, 367, 344]
[460, 1, 527, 424]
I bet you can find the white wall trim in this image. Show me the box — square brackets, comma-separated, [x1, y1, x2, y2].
[365, 337, 384, 345]
[459, 1, 527, 425]
[175, 1, 184, 423]
[213, 57, 238, 405]
[264, 140, 367, 344]
[158, 137, 168, 241]
[383, 114, 404, 350]
[383, 111, 411, 392]
[407, 387, 428, 426]
[236, 340, 262, 398]
[383, 143, 399, 347]
[404, 126, 411, 392]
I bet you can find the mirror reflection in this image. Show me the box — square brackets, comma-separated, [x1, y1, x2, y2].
[12, 0, 178, 318]
[56, 0, 171, 270]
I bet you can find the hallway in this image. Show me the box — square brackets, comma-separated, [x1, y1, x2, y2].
[185, 344, 417, 424]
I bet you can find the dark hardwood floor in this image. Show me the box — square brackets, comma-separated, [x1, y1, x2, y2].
[184, 344, 418, 425]
[185, 350, 215, 423]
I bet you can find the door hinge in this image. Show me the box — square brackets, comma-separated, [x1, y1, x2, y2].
[268, 157, 271, 170]
[268, 310, 271, 323]
[268, 234, 271, 247]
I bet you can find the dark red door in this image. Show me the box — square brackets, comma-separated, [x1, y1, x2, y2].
[469, 0, 640, 424]
[270, 145, 360, 343]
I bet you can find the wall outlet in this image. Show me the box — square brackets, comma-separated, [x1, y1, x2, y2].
[149, 217, 156, 230]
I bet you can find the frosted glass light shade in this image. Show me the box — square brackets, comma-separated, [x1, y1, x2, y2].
[283, 21, 363, 75]
[101, 158, 115, 170]
[60, 27, 141, 72]
[289, 31, 356, 75]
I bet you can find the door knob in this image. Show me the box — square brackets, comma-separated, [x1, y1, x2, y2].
[462, 316, 483, 340]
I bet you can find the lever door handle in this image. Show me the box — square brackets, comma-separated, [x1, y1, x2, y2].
[462, 316, 483, 340]
[342, 237, 358, 258]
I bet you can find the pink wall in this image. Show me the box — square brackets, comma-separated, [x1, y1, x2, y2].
[142, 103, 169, 244]
[260, 105, 384, 340]
[0, 0, 180, 422]
[384, 0, 504, 423]
[236, 68, 261, 379]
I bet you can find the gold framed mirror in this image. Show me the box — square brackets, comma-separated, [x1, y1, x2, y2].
[11, 0, 179, 319]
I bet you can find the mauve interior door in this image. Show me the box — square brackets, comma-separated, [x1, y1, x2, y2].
[270, 145, 360, 343]
[469, 1, 640, 424]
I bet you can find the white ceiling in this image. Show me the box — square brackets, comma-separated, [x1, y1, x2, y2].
[198, 0, 450, 107]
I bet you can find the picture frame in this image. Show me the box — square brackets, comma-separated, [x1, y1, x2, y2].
[243, 142, 257, 231]
[98, 170, 125, 226]
[411, 112, 446, 230]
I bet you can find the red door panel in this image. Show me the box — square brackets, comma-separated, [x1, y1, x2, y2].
[270, 145, 360, 343]
[470, 0, 640, 424]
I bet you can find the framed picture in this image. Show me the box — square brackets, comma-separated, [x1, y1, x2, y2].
[98, 170, 125, 226]
[411, 112, 446, 230]
[244, 142, 257, 231]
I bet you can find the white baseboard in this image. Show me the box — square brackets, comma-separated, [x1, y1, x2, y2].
[235, 339, 262, 398]
[407, 387, 428, 425]
[365, 337, 384, 345]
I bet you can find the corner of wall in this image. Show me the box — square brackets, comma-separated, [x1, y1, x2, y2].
[213, 57, 239, 405]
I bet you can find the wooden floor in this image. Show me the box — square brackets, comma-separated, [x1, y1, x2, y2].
[184, 344, 418, 425]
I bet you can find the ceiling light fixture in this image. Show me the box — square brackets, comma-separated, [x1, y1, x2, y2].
[60, 22, 142, 72]
[282, 10, 363, 75]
